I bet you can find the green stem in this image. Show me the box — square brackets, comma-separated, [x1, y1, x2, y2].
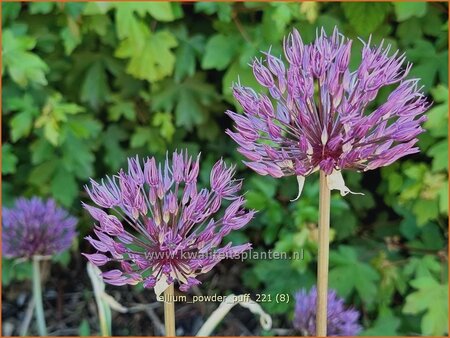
[32, 256, 47, 336]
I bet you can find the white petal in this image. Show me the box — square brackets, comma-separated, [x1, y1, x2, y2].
[343, 123, 351, 134]
[290, 176, 306, 202]
[342, 142, 352, 153]
[321, 127, 328, 145]
[326, 170, 364, 196]
[279, 159, 294, 169]
[154, 275, 170, 297]
[307, 143, 313, 155]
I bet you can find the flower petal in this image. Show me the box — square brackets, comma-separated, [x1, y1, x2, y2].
[154, 274, 170, 297]
[326, 170, 364, 196]
[290, 176, 306, 202]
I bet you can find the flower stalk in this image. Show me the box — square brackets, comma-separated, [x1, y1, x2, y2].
[164, 284, 176, 336]
[316, 171, 331, 336]
[32, 256, 47, 336]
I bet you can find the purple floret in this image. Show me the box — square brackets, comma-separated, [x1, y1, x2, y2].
[2, 197, 77, 258]
[82, 151, 253, 292]
[293, 287, 362, 336]
[227, 27, 429, 179]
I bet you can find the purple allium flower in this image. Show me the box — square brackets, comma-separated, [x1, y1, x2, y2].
[226, 27, 429, 198]
[293, 287, 362, 336]
[82, 151, 253, 294]
[2, 197, 77, 258]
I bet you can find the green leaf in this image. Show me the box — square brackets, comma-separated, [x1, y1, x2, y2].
[28, 160, 58, 187]
[3, 3, 22, 22]
[60, 17, 82, 55]
[419, 223, 446, 251]
[152, 112, 175, 141]
[430, 84, 449, 103]
[114, 2, 175, 22]
[438, 182, 448, 215]
[373, 252, 407, 305]
[130, 126, 165, 153]
[115, 29, 178, 83]
[224, 231, 249, 246]
[270, 3, 294, 33]
[394, 2, 427, 21]
[130, 127, 150, 148]
[81, 61, 110, 110]
[363, 309, 401, 335]
[403, 276, 448, 335]
[108, 99, 136, 121]
[8, 94, 39, 142]
[61, 134, 95, 179]
[79, 319, 91, 336]
[248, 175, 278, 198]
[2, 29, 48, 87]
[407, 40, 448, 90]
[42, 118, 59, 145]
[412, 199, 439, 226]
[194, 2, 233, 22]
[174, 27, 204, 81]
[342, 3, 390, 36]
[2, 258, 33, 286]
[114, 3, 144, 41]
[113, 3, 177, 82]
[424, 86, 448, 138]
[428, 140, 448, 172]
[63, 3, 86, 18]
[420, 6, 445, 37]
[251, 259, 314, 313]
[141, 2, 175, 21]
[265, 201, 283, 226]
[52, 250, 72, 267]
[316, 15, 341, 35]
[30, 139, 54, 165]
[246, 191, 267, 210]
[397, 18, 423, 46]
[83, 15, 111, 37]
[11, 111, 34, 142]
[35, 93, 85, 146]
[223, 60, 264, 100]
[329, 246, 380, 305]
[83, 2, 111, 15]
[399, 209, 421, 240]
[404, 255, 441, 280]
[151, 74, 220, 131]
[51, 166, 78, 206]
[66, 116, 102, 140]
[2, 258, 14, 286]
[202, 34, 238, 71]
[29, 2, 55, 15]
[176, 90, 206, 128]
[102, 125, 127, 170]
[2, 144, 18, 174]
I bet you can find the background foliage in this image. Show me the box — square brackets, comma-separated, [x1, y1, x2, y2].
[2, 1, 448, 336]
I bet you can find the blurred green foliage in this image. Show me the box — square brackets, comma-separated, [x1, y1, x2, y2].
[2, 2, 448, 336]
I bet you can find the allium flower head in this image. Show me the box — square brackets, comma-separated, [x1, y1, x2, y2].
[226, 27, 429, 197]
[293, 287, 362, 336]
[82, 151, 253, 294]
[2, 197, 77, 258]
